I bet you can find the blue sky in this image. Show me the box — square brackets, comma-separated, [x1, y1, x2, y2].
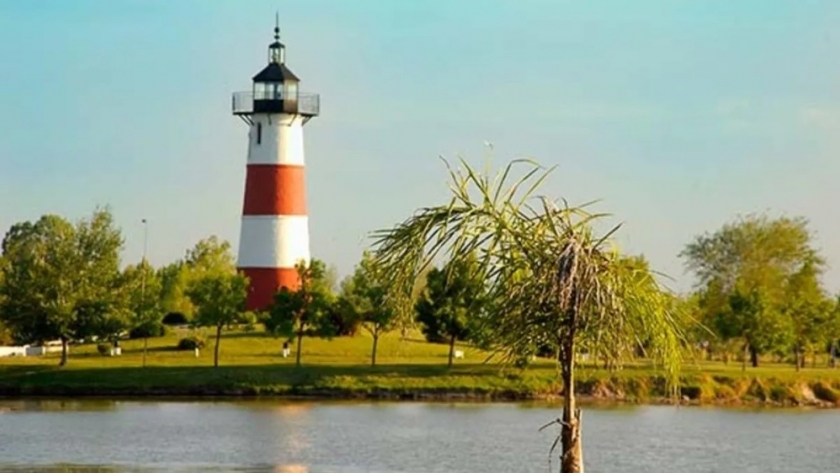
[1, 0, 838, 293]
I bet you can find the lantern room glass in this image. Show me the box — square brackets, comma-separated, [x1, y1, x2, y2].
[269, 42, 285, 64]
[284, 81, 298, 101]
[254, 81, 285, 100]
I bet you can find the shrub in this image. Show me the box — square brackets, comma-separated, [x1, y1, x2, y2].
[162, 312, 189, 326]
[129, 322, 166, 339]
[812, 382, 840, 403]
[326, 300, 362, 336]
[177, 336, 205, 350]
[96, 343, 110, 356]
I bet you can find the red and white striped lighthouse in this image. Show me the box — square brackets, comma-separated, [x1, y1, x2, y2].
[232, 22, 319, 311]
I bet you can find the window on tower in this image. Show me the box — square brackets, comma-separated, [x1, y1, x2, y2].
[257, 123, 262, 145]
[285, 82, 298, 101]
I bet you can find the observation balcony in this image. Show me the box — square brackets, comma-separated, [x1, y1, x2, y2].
[232, 91, 320, 118]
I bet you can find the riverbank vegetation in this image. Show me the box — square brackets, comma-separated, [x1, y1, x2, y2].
[2, 329, 840, 407]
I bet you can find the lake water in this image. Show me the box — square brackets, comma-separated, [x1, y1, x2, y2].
[0, 400, 838, 472]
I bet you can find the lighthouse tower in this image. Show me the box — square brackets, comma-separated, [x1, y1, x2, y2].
[232, 22, 319, 311]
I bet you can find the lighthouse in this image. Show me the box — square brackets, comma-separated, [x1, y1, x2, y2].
[232, 22, 319, 311]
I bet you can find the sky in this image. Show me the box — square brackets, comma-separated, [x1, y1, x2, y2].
[1, 0, 839, 293]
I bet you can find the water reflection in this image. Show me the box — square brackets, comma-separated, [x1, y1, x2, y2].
[0, 399, 119, 412]
[2, 400, 839, 473]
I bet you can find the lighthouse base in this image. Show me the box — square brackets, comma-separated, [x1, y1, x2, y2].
[239, 267, 301, 312]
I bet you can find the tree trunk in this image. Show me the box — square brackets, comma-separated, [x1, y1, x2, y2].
[59, 337, 68, 367]
[371, 329, 379, 367]
[142, 337, 149, 368]
[742, 343, 748, 372]
[750, 346, 759, 368]
[560, 339, 584, 473]
[295, 330, 303, 367]
[794, 347, 801, 372]
[830, 342, 837, 369]
[213, 324, 222, 368]
[448, 333, 456, 368]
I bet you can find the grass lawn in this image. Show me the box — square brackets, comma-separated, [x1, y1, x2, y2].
[2, 327, 840, 406]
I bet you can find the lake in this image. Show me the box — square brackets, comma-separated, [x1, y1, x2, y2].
[0, 400, 837, 472]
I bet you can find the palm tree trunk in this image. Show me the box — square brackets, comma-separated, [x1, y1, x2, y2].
[213, 324, 222, 368]
[560, 337, 584, 473]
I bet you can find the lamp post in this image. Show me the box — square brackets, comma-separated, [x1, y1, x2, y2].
[141, 218, 149, 368]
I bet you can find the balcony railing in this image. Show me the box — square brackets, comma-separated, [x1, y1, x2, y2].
[232, 91, 320, 117]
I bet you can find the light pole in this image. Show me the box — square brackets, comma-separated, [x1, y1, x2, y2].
[141, 218, 149, 368]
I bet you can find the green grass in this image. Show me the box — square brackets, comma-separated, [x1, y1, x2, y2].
[2, 328, 840, 406]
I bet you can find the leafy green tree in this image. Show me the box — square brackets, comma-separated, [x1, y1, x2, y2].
[184, 236, 237, 275]
[371, 158, 683, 473]
[828, 295, 840, 367]
[158, 237, 237, 322]
[725, 286, 792, 369]
[158, 261, 193, 320]
[415, 256, 486, 367]
[325, 295, 363, 336]
[0, 209, 124, 365]
[783, 257, 834, 369]
[185, 271, 248, 368]
[682, 214, 826, 367]
[0, 259, 12, 345]
[122, 259, 165, 364]
[340, 251, 398, 366]
[264, 259, 334, 366]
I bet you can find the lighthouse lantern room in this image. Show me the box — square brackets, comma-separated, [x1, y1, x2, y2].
[232, 21, 319, 312]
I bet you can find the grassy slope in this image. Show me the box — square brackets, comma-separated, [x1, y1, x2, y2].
[2, 328, 840, 406]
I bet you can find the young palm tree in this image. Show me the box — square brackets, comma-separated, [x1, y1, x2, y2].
[370, 157, 684, 473]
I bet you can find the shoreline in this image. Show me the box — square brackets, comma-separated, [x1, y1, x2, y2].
[0, 383, 837, 409]
[3, 332, 840, 410]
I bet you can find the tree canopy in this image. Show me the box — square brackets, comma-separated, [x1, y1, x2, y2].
[0, 208, 124, 365]
[263, 259, 335, 366]
[681, 214, 835, 367]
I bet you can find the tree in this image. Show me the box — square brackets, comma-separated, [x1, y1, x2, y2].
[415, 256, 486, 367]
[158, 261, 193, 321]
[724, 286, 792, 369]
[783, 258, 834, 369]
[185, 271, 248, 368]
[681, 214, 826, 367]
[828, 296, 840, 368]
[158, 237, 238, 323]
[263, 259, 334, 367]
[340, 251, 398, 366]
[122, 259, 165, 364]
[370, 158, 682, 473]
[0, 257, 12, 345]
[0, 208, 124, 366]
[184, 236, 237, 275]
